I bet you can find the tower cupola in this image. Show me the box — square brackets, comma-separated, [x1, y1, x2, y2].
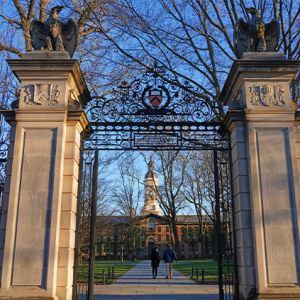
[141, 159, 161, 215]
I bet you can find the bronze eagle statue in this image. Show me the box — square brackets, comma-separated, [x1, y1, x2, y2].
[30, 6, 79, 58]
[234, 7, 280, 58]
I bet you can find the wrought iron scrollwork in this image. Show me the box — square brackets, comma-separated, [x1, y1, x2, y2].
[85, 63, 227, 150]
[87, 64, 217, 124]
[0, 116, 9, 224]
[0, 142, 8, 179]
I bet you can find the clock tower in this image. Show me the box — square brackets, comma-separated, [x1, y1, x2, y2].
[141, 160, 161, 215]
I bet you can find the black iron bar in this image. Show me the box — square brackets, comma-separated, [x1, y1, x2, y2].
[214, 149, 224, 300]
[89, 121, 223, 128]
[87, 150, 99, 300]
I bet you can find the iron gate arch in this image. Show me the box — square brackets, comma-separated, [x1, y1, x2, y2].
[73, 63, 238, 300]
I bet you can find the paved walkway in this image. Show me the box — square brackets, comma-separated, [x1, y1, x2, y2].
[93, 260, 219, 300]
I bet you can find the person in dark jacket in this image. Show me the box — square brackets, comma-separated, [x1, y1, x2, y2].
[162, 244, 176, 279]
[151, 247, 160, 279]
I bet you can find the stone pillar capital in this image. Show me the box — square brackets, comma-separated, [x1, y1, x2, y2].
[7, 51, 91, 112]
[219, 53, 300, 115]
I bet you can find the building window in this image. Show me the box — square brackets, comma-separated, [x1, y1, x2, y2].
[166, 226, 169, 232]
[148, 219, 155, 230]
[158, 235, 161, 242]
[166, 234, 169, 241]
[158, 226, 161, 232]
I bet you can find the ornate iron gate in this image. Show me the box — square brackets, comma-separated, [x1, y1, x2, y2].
[73, 63, 238, 300]
[74, 149, 237, 300]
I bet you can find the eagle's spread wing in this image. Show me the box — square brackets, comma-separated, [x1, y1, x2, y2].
[62, 19, 79, 58]
[234, 18, 251, 58]
[30, 19, 48, 50]
[265, 20, 280, 51]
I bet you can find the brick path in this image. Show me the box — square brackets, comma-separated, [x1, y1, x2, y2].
[93, 260, 219, 300]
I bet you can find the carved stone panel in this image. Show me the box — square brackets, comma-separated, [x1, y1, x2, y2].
[22, 84, 61, 106]
[255, 128, 298, 284]
[248, 84, 285, 107]
[12, 128, 57, 286]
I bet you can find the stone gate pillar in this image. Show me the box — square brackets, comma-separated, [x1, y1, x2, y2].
[221, 53, 300, 300]
[0, 52, 90, 299]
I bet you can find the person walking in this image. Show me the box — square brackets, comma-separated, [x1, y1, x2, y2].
[150, 247, 160, 279]
[162, 244, 176, 279]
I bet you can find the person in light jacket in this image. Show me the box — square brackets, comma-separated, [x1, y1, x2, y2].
[162, 244, 176, 279]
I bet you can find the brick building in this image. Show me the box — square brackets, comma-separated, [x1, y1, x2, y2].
[96, 160, 214, 259]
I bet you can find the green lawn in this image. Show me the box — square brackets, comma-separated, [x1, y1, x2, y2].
[173, 259, 218, 283]
[77, 260, 137, 284]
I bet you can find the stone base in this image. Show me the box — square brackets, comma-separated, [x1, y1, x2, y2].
[241, 52, 286, 60]
[21, 50, 70, 59]
[0, 296, 58, 300]
[257, 293, 300, 299]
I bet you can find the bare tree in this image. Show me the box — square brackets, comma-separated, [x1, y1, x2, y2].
[112, 155, 143, 260]
[0, 0, 142, 99]
[84, 0, 299, 109]
[114, 220, 129, 262]
[151, 151, 190, 258]
[78, 152, 116, 260]
[183, 151, 216, 257]
[183, 150, 233, 258]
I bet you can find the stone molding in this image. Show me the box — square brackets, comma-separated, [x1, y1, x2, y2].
[219, 57, 300, 107]
[7, 54, 91, 108]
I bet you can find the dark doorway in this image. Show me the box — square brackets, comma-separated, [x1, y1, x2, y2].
[148, 238, 155, 256]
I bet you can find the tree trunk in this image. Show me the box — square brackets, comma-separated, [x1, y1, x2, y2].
[201, 235, 205, 258]
[132, 230, 136, 260]
[171, 220, 181, 259]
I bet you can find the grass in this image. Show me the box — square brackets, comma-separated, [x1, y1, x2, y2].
[77, 260, 137, 284]
[77, 259, 221, 285]
[173, 259, 218, 284]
